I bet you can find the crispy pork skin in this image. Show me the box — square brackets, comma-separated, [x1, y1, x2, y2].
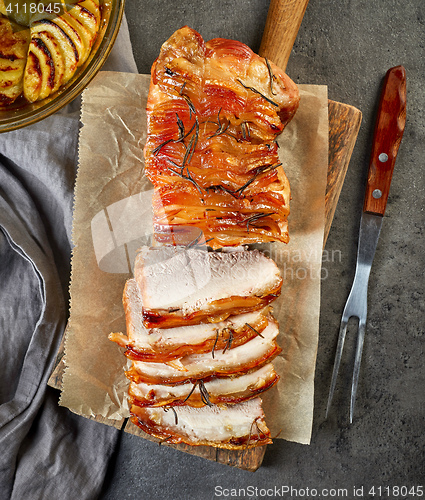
[134, 246, 282, 329]
[130, 397, 272, 448]
[144, 26, 299, 248]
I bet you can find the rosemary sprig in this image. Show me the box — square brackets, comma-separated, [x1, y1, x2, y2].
[235, 176, 257, 196]
[185, 167, 203, 197]
[179, 81, 187, 95]
[199, 380, 213, 407]
[241, 121, 250, 140]
[163, 406, 179, 425]
[175, 119, 197, 144]
[153, 139, 174, 156]
[186, 231, 204, 248]
[245, 322, 264, 338]
[158, 435, 173, 446]
[152, 113, 196, 156]
[176, 113, 185, 138]
[183, 381, 199, 403]
[208, 108, 230, 139]
[181, 93, 196, 117]
[186, 232, 213, 249]
[222, 328, 234, 353]
[182, 133, 196, 167]
[242, 416, 268, 453]
[237, 79, 279, 107]
[257, 161, 282, 174]
[208, 120, 230, 139]
[236, 162, 282, 196]
[243, 212, 275, 232]
[185, 117, 199, 165]
[167, 164, 203, 196]
[205, 183, 240, 199]
[212, 330, 220, 359]
[265, 58, 277, 96]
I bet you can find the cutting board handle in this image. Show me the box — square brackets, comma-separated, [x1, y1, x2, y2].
[259, 0, 309, 70]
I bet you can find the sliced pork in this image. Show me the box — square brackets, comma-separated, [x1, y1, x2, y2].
[129, 363, 278, 407]
[127, 319, 280, 385]
[109, 278, 270, 361]
[130, 397, 272, 448]
[134, 245, 282, 329]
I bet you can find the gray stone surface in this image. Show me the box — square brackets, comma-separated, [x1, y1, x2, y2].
[100, 1, 425, 498]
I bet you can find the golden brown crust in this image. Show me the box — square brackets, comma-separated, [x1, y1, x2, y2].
[129, 369, 279, 408]
[125, 343, 281, 386]
[144, 26, 298, 248]
[141, 288, 282, 330]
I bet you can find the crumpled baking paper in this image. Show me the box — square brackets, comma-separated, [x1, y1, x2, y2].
[59, 71, 328, 445]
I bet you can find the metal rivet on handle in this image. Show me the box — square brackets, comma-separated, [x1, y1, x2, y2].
[378, 153, 388, 162]
[372, 189, 382, 199]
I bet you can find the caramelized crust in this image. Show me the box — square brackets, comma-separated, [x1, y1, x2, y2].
[144, 26, 299, 248]
[108, 278, 271, 361]
[141, 291, 281, 329]
[126, 319, 281, 385]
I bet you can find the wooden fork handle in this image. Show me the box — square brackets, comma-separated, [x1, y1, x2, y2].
[259, 0, 310, 70]
[363, 65, 407, 215]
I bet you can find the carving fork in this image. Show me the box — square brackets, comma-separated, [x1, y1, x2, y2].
[326, 66, 407, 423]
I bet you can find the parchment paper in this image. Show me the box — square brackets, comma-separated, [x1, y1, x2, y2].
[60, 71, 328, 445]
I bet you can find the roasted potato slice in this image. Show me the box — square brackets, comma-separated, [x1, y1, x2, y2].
[66, 0, 100, 38]
[23, 0, 100, 102]
[0, 15, 30, 105]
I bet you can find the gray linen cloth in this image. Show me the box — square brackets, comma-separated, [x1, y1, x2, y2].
[0, 18, 138, 500]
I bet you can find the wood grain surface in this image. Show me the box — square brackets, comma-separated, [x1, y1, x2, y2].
[363, 65, 406, 216]
[259, 0, 310, 72]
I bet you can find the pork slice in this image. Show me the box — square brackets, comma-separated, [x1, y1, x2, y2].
[129, 362, 278, 407]
[130, 397, 272, 449]
[127, 319, 280, 385]
[109, 278, 270, 361]
[134, 246, 282, 328]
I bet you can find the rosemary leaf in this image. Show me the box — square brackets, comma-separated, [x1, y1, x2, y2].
[265, 58, 277, 96]
[183, 381, 198, 403]
[199, 380, 213, 407]
[237, 79, 279, 107]
[245, 322, 264, 338]
[222, 328, 234, 353]
[243, 212, 275, 232]
[211, 330, 219, 359]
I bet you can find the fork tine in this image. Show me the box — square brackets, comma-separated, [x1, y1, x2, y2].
[326, 318, 349, 419]
[350, 319, 367, 423]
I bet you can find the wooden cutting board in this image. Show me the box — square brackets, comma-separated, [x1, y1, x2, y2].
[49, 0, 361, 472]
